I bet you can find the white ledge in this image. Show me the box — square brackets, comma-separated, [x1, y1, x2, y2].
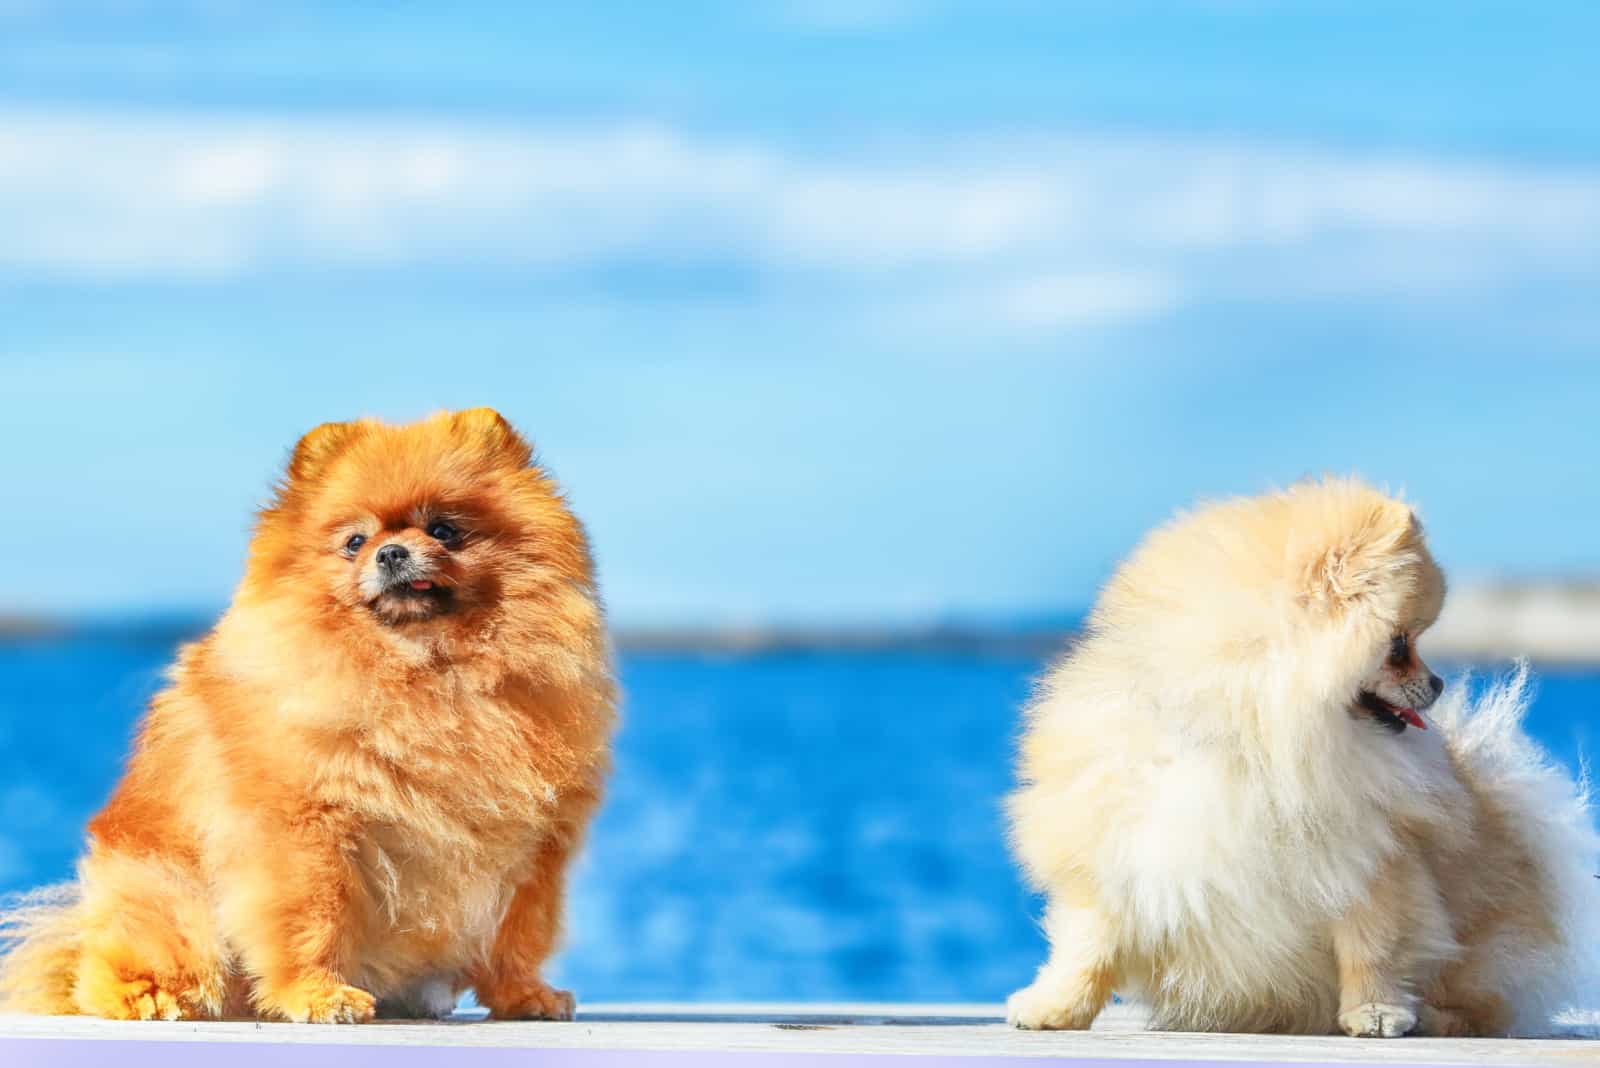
[3, 1004, 1597, 1064]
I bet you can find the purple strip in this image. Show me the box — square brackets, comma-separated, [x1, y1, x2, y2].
[0, 1039, 1539, 1068]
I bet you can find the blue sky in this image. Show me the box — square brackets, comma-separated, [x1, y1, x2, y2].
[2, 2, 1599, 625]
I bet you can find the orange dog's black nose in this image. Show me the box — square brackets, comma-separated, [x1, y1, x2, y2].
[376, 544, 410, 569]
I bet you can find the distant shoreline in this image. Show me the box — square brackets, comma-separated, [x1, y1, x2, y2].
[613, 625, 1072, 658]
[0, 614, 1074, 658]
[4, 582, 1599, 663]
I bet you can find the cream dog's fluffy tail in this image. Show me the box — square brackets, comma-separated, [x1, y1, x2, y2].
[1432, 664, 1600, 1035]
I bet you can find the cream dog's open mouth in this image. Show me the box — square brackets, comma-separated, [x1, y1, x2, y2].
[1356, 689, 1428, 733]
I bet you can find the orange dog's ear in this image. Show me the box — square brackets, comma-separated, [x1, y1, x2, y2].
[287, 420, 365, 482]
[451, 407, 532, 466]
[1302, 500, 1418, 611]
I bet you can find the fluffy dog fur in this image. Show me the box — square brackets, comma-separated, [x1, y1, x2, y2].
[1007, 478, 1598, 1037]
[0, 408, 615, 1022]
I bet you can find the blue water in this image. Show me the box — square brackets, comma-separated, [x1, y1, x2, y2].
[1, 637, 1595, 1002]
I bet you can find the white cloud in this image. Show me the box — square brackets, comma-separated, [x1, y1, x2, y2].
[0, 108, 1597, 333]
[981, 271, 1179, 332]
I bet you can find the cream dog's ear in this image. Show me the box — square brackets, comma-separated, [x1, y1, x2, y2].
[1301, 500, 1418, 612]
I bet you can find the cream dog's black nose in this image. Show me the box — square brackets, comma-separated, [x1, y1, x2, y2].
[376, 544, 410, 569]
[1429, 674, 1444, 696]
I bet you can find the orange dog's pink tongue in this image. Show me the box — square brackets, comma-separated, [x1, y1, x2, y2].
[1399, 707, 1427, 730]
[409, 580, 434, 591]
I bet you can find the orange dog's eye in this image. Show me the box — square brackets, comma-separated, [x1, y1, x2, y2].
[427, 520, 460, 544]
[343, 533, 367, 555]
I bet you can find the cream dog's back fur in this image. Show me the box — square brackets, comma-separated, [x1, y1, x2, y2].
[1007, 479, 1597, 1036]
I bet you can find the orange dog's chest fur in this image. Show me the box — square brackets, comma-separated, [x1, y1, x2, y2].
[297, 689, 589, 989]
[171, 627, 608, 1009]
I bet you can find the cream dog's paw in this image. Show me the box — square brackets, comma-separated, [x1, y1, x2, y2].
[1006, 980, 1093, 1031]
[1339, 1002, 1417, 1038]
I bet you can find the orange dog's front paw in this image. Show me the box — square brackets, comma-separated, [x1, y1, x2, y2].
[74, 959, 226, 1021]
[480, 979, 575, 1021]
[267, 978, 377, 1024]
[95, 976, 186, 1021]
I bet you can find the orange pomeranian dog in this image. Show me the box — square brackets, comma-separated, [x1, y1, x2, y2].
[0, 408, 615, 1023]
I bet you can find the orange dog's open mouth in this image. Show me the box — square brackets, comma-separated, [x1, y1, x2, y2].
[1357, 689, 1427, 733]
[384, 580, 448, 601]
[368, 576, 455, 622]
[373, 576, 444, 598]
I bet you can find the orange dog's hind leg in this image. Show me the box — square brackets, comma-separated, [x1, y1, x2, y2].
[1007, 900, 1120, 1030]
[71, 851, 231, 1021]
[471, 791, 597, 1021]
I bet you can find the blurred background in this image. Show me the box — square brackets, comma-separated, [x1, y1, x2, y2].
[2, 1, 1598, 1004]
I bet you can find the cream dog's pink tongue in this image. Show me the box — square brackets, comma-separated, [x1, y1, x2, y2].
[1398, 707, 1427, 730]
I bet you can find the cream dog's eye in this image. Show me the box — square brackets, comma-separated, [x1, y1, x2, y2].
[1388, 633, 1409, 664]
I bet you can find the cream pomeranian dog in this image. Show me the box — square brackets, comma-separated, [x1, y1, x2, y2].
[1007, 478, 1597, 1037]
